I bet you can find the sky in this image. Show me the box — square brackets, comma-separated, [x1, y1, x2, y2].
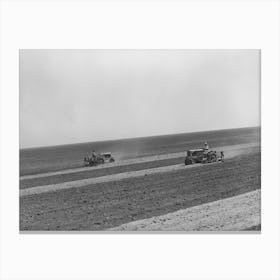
[20, 49, 260, 148]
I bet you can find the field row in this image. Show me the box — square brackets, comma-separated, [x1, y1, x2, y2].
[20, 127, 261, 176]
[20, 156, 185, 189]
[20, 152, 260, 230]
[109, 189, 261, 231]
[20, 143, 260, 189]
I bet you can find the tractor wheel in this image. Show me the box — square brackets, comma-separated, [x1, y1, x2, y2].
[109, 158, 115, 163]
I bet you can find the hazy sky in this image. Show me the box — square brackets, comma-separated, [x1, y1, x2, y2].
[20, 49, 260, 148]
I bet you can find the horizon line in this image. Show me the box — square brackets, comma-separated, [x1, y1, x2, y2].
[20, 125, 260, 151]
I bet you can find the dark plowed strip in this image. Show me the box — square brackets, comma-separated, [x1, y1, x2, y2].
[20, 157, 185, 189]
[20, 153, 260, 231]
[243, 224, 261, 231]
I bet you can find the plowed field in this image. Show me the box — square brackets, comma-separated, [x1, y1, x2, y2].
[20, 148, 260, 231]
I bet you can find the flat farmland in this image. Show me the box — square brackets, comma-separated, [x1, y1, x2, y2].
[20, 141, 261, 231]
[20, 127, 260, 176]
[110, 190, 261, 231]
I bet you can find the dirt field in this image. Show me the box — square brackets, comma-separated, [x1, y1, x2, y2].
[20, 142, 259, 190]
[20, 145, 260, 231]
[20, 144, 259, 197]
[109, 190, 261, 231]
[20, 127, 260, 175]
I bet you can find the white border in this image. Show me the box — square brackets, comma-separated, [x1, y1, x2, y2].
[0, 1, 279, 279]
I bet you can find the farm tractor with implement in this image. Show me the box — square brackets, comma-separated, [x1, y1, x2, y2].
[84, 151, 115, 167]
[184, 143, 224, 165]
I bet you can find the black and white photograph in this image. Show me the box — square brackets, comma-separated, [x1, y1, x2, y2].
[19, 49, 261, 232]
[2, 1, 280, 279]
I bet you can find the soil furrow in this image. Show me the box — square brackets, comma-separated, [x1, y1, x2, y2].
[20, 153, 260, 231]
[109, 190, 261, 231]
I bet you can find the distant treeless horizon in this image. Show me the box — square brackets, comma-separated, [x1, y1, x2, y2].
[20, 50, 260, 149]
[20, 125, 260, 150]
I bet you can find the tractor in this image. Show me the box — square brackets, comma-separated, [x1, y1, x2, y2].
[184, 148, 223, 165]
[84, 152, 115, 167]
